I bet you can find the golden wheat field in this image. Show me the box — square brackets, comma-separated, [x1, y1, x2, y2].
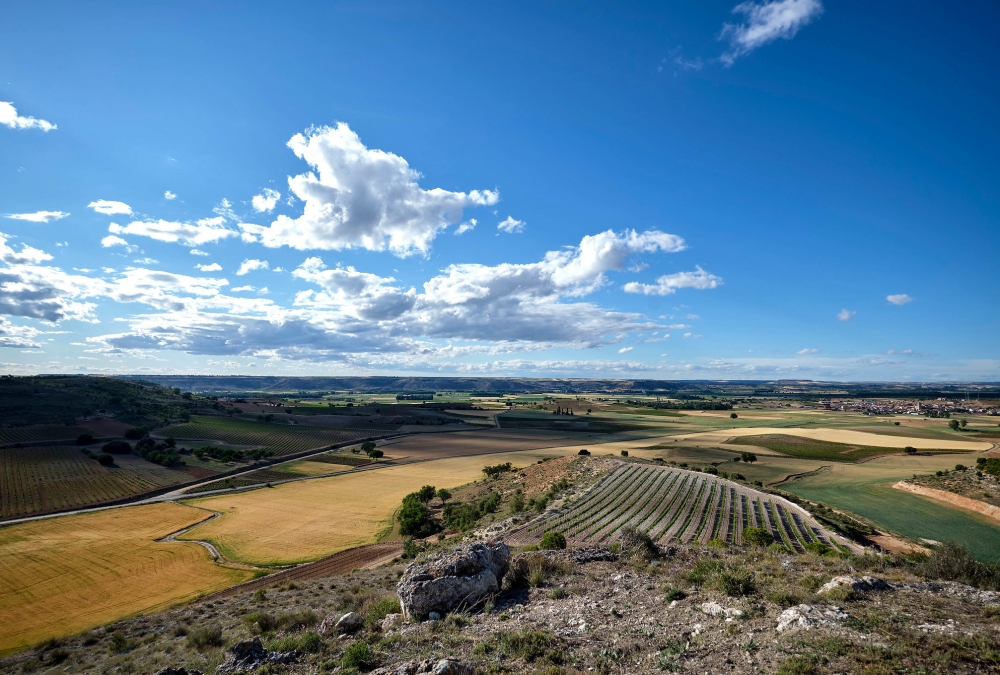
[281, 459, 356, 475]
[180, 447, 578, 565]
[0, 503, 253, 654]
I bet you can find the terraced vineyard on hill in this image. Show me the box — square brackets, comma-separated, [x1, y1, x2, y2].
[0, 425, 90, 445]
[161, 416, 394, 456]
[506, 463, 859, 553]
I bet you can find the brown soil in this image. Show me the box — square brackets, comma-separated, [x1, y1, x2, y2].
[78, 418, 134, 437]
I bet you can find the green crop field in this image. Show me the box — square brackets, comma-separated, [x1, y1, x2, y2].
[784, 466, 1000, 563]
[0, 446, 172, 519]
[506, 464, 856, 554]
[728, 433, 965, 462]
[162, 415, 391, 456]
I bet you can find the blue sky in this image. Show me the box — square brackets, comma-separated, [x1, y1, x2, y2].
[1, 0, 997, 381]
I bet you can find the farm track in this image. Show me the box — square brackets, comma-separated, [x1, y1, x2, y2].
[505, 462, 861, 553]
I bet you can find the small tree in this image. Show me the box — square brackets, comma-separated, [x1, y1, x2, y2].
[436, 488, 451, 505]
[904, 446, 917, 455]
[730, 413, 738, 419]
[740, 451, 757, 464]
[620, 450, 628, 457]
[742, 527, 774, 547]
[960, 419, 968, 428]
[97, 453, 114, 466]
[360, 441, 377, 454]
[578, 448, 590, 456]
[369, 449, 384, 462]
[417, 485, 437, 503]
[540, 530, 567, 550]
[76, 433, 95, 445]
[949, 420, 960, 431]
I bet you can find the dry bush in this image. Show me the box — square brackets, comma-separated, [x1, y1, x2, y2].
[507, 552, 574, 588]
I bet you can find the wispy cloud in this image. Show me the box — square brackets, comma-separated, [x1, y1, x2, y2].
[237, 259, 269, 275]
[0, 101, 56, 131]
[720, 0, 823, 65]
[887, 294, 913, 306]
[454, 219, 477, 235]
[6, 211, 69, 223]
[618, 346, 633, 354]
[796, 347, 819, 354]
[836, 308, 855, 321]
[623, 266, 722, 296]
[497, 216, 525, 234]
[88, 200, 132, 216]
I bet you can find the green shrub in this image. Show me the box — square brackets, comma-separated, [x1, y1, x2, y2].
[75, 433, 94, 445]
[539, 531, 567, 550]
[187, 624, 223, 650]
[107, 632, 130, 654]
[712, 567, 756, 596]
[664, 587, 687, 601]
[707, 537, 728, 549]
[341, 642, 376, 670]
[577, 449, 590, 456]
[101, 440, 132, 454]
[685, 559, 724, 585]
[246, 611, 279, 632]
[97, 453, 114, 466]
[776, 655, 816, 675]
[742, 527, 774, 547]
[804, 542, 832, 556]
[365, 596, 402, 628]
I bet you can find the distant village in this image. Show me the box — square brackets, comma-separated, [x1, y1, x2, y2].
[819, 398, 1000, 416]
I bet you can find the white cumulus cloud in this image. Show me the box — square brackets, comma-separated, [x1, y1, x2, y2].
[164, 191, 177, 200]
[190, 249, 210, 256]
[88, 200, 132, 216]
[6, 211, 69, 223]
[618, 346, 633, 354]
[196, 263, 223, 272]
[497, 216, 525, 234]
[720, 0, 823, 65]
[837, 308, 855, 321]
[887, 294, 913, 306]
[242, 123, 499, 256]
[0, 101, 56, 132]
[623, 266, 722, 296]
[252, 188, 281, 213]
[100, 235, 131, 249]
[236, 259, 269, 276]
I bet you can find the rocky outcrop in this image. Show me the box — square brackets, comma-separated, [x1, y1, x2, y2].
[776, 604, 849, 632]
[817, 575, 891, 594]
[215, 637, 298, 675]
[370, 658, 475, 675]
[397, 542, 510, 622]
[700, 602, 744, 619]
[155, 669, 204, 675]
[336, 611, 364, 633]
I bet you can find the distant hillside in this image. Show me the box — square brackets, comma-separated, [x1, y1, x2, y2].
[120, 375, 1000, 399]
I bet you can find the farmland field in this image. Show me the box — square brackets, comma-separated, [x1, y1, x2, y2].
[727, 433, 969, 462]
[687, 426, 993, 450]
[161, 415, 392, 456]
[784, 458, 1000, 562]
[0, 502, 253, 654]
[0, 425, 91, 445]
[505, 463, 857, 553]
[180, 446, 581, 565]
[0, 446, 185, 520]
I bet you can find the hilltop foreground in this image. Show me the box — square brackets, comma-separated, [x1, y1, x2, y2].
[4, 536, 999, 675]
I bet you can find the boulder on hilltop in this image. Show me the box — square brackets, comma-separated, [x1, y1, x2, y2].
[396, 541, 510, 621]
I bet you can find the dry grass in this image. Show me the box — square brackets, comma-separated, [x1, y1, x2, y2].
[180, 448, 578, 566]
[0, 502, 252, 655]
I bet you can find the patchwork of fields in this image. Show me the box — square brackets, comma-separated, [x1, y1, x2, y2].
[506, 464, 857, 553]
[162, 415, 392, 456]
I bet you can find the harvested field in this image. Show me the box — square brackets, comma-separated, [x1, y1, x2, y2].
[0, 446, 170, 519]
[162, 415, 389, 456]
[505, 463, 857, 554]
[685, 426, 992, 451]
[0, 502, 252, 654]
[375, 429, 600, 460]
[180, 447, 580, 565]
